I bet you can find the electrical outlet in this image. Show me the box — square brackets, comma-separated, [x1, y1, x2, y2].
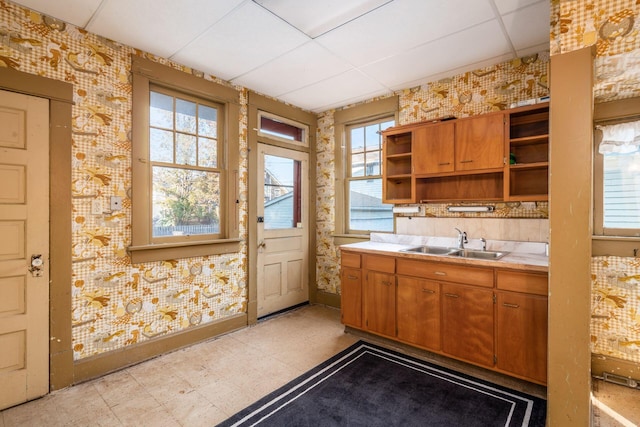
[91, 199, 103, 215]
[110, 196, 123, 211]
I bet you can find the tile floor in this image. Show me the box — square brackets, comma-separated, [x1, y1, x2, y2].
[1, 304, 638, 426]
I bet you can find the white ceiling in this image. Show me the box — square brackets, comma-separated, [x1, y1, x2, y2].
[9, 0, 550, 113]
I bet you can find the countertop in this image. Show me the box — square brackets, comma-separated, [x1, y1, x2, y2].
[340, 234, 549, 273]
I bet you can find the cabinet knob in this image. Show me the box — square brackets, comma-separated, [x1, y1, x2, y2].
[444, 293, 459, 298]
[460, 159, 473, 163]
[422, 288, 436, 294]
[434, 271, 446, 276]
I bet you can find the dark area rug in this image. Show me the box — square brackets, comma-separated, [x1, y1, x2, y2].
[217, 341, 546, 426]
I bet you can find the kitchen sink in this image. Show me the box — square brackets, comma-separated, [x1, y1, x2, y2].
[399, 246, 508, 260]
[451, 249, 508, 260]
[400, 246, 461, 256]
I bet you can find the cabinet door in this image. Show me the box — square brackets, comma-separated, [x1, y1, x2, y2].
[455, 113, 504, 171]
[364, 271, 396, 337]
[413, 122, 455, 174]
[496, 291, 547, 384]
[441, 283, 494, 367]
[397, 276, 440, 350]
[340, 267, 362, 328]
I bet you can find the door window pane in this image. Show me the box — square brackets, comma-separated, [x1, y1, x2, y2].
[264, 155, 301, 229]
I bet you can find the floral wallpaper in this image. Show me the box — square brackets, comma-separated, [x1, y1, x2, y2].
[591, 257, 640, 363]
[315, 53, 550, 294]
[0, 1, 248, 360]
[551, 0, 640, 102]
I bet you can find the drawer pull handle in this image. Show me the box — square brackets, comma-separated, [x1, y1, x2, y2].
[422, 288, 436, 294]
[444, 293, 459, 298]
[438, 162, 450, 166]
[347, 275, 358, 280]
[434, 271, 446, 276]
[382, 281, 393, 286]
[503, 303, 520, 308]
[460, 159, 473, 163]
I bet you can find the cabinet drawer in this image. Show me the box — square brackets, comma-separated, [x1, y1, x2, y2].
[341, 251, 361, 268]
[363, 254, 395, 273]
[396, 259, 493, 287]
[496, 270, 547, 295]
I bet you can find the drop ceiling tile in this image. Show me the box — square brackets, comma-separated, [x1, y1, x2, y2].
[316, 0, 496, 67]
[171, 1, 310, 81]
[85, 0, 244, 58]
[278, 69, 388, 112]
[9, 0, 103, 27]
[361, 20, 513, 89]
[232, 41, 352, 98]
[500, 1, 550, 50]
[253, 0, 391, 38]
[492, 0, 544, 15]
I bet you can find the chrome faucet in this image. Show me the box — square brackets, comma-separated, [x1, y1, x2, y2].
[454, 228, 468, 249]
[481, 237, 487, 251]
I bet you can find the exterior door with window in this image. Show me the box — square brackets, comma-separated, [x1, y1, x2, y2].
[256, 144, 309, 317]
[0, 90, 49, 409]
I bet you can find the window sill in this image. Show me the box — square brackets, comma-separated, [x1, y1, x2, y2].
[128, 238, 242, 264]
[332, 234, 370, 246]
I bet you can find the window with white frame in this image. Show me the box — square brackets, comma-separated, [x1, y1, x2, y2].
[345, 118, 395, 233]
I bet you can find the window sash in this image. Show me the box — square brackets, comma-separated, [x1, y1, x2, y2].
[345, 117, 394, 234]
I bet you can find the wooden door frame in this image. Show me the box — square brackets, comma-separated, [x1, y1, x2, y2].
[0, 67, 73, 391]
[247, 92, 317, 325]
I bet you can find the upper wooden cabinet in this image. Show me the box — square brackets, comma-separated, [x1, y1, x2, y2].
[381, 103, 549, 203]
[413, 121, 455, 175]
[455, 112, 505, 171]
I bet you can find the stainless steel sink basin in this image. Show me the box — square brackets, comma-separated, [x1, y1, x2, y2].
[400, 246, 461, 256]
[399, 246, 508, 260]
[451, 249, 508, 260]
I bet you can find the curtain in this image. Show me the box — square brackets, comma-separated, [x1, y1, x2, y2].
[597, 121, 640, 154]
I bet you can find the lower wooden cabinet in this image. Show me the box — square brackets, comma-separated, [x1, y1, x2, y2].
[496, 290, 548, 384]
[441, 282, 494, 367]
[340, 249, 548, 385]
[364, 270, 396, 337]
[340, 267, 362, 328]
[397, 276, 441, 350]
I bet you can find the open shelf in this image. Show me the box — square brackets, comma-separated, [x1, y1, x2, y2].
[415, 172, 503, 202]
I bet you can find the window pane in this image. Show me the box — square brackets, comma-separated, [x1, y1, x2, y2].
[149, 128, 173, 162]
[366, 151, 380, 176]
[264, 155, 300, 229]
[176, 99, 197, 133]
[365, 124, 380, 150]
[603, 151, 640, 229]
[351, 127, 365, 152]
[150, 91, 173, 128]
[381, 120, 394, 131]
[259, 115, 306, 143]
[152, 166, 220, 237]
[348, 178, 393, 232]
[199, 105, 217, 138]
[176, 133, 197, 165]
[351, 153, 364, 177]
[198, 137, 218, 168]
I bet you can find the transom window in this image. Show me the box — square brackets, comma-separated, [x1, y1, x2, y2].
[257, 111, 308, 146]
[149, 87, 223, 240]
[346, 118, 394, 233]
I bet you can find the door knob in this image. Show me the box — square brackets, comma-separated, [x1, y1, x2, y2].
[29, 254, 44, 277]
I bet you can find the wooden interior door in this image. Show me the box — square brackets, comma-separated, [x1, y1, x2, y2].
[0, 90, 50, 409]
[256, 144, 309, 318]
